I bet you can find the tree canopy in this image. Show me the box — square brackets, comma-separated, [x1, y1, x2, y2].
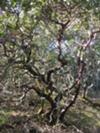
[0, 0, 100, 125]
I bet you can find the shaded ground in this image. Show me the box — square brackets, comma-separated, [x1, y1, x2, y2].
[0, 98, 100, 133]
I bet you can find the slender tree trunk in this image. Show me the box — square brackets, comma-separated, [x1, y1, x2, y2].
[59, 85, 80, 122]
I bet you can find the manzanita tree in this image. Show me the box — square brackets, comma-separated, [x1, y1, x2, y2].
[0, 0, 100, 124]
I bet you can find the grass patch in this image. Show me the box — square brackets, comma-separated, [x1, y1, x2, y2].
[0, 110, 11, 126]
[64, 99, 100, 133]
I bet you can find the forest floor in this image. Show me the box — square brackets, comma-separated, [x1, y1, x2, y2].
[0, 97, 100, 133]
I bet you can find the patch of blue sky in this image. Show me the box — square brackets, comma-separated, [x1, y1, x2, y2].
[47, 39, 71, 55]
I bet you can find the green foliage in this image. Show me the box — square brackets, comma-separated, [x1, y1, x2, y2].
[0, 110, 10, 126]
[0, 0, 100, 125]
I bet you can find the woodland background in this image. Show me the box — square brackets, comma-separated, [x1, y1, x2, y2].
[0, 0, 100, 133]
